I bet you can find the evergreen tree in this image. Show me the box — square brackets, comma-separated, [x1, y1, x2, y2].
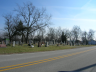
[61, 32, 67, 43]
[15, 20, 27, 43]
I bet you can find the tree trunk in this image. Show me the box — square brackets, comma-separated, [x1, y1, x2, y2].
[9, 33, 11, 44]
[26, 32, 29, 43]
[9, 37, 11, 44]
[22, 35, 23, 43]
[22, 31, 23, 43]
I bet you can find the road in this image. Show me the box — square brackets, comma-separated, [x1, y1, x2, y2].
[0, 46, 96, 72]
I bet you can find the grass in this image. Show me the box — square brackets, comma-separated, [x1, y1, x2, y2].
[0, 44, 95, 54]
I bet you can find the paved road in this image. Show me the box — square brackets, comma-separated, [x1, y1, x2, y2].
[0, 46, 96, 72]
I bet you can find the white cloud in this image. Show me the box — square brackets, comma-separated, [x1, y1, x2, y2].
[52, 17, 96, 22]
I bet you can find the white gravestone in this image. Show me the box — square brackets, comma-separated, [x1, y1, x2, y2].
[31, 45, 34, 48]
[13, 41, 15, 46]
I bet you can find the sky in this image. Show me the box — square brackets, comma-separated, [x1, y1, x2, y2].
[0, 0, 96, 33]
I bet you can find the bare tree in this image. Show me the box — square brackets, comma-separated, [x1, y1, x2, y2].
[47, 27, 55, 41]
[87, 29, 95, 40]
[68, 30, 73, 42]
[55, 27, 62, 42]
[40, 28, 46, 40]
[82, 31, 87, 45]
[72, 26, 81, 42]
[14, 2, 51, 43]
[29, 31, 36, 40]
[3, 14, 14, 42]
[34, 28, 46, 42]
[62, 29, 70, 41]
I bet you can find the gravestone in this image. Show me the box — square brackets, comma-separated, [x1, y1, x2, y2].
[13, 41, 15, 46]
[60, 42, 62, 45]
[2, 41, 5, 44]
[41, 41, 44, 45]
[38, 42, 41, 47]
[63, 43, 64, 46]
[29, 40, 31, 45]
[5, 38, 9, 45]
[31, 45, 34, 48]
[0, 44, 6, 48]
[50, 41, 53, 45]
[55, 42, 58, 44]
[45, 42, 48, 47]
[41, 43, 44, 46]
[63, 42, 65, 46]
[48, 41, 50, 45]
[53, 40, 55, 45]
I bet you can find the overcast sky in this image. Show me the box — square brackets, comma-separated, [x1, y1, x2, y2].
[0, 0, 96, 32]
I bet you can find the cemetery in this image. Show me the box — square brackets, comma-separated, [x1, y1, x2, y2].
[0, 19, 96, 54]
[0, 38, 95, 54]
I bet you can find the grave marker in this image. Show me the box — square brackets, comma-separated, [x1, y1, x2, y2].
[13, 41, 15, 46]
[31, 45, 34, 48]
[53, 39, 55, 45]
[38, 42, 41, 47]
[5, 38, 9, 45]
[45, 42, 48, 47]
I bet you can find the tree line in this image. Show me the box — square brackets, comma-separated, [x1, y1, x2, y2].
[46, 26, 95, 45]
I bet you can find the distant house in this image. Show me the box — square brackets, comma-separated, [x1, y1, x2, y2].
[88, 39, 96, 45]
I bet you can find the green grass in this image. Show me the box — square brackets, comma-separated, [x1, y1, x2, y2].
[0, 44, 95, 54]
